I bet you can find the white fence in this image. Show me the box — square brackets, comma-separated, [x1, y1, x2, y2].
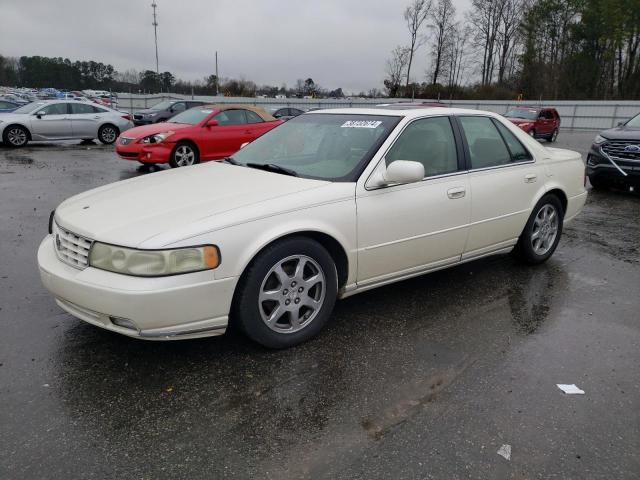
[115, 94, 640, 131]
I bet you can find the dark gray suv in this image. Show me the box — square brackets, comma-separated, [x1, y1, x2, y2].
[133, 100, 206, 126]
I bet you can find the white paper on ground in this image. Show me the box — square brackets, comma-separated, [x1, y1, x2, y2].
[497, 444, 511, 461]
[557, 384, 585, 395]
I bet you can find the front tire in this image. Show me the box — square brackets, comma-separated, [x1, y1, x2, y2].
[514, 194, 564, 265]
[528, 129, 536, 139]
[232, 237, 338, 349]
[169, 142, 199, 168]
[588, 175, 608, 190]
[2, 125, 29, 147]
[98, 124, 119, 144]
[548, 128, 558, 142]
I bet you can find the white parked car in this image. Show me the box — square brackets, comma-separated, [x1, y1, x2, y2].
[38, 107, 587, 348]
[0, 100, 133, 147]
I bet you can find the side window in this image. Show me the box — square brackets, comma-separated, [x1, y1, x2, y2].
[0, 101, 10, 109]
[493, 120, 532, 162]
[540, 110, 552, 119]
[171, 102, 186, 113]
[70, 103, 96, 114]
[245, 110, 264, 124]
[458, 116, 511, 169]
[92, 105, 108, 113]
[385, 116, 459, 177]
[214, 109, 246, 126]
[41, 103, 69, 115]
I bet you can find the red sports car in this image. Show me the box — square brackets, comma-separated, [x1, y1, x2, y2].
[115, 104, 282, 167]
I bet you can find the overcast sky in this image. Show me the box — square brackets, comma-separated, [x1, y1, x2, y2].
[1, 0, 471, 94]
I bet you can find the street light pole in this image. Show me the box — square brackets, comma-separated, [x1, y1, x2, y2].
[151, 1, 159, 91]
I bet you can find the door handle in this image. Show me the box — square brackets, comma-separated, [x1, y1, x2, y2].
[447, 187, 466, 199]
[93, 116, 101, 119]
[524, 173, 537, 183]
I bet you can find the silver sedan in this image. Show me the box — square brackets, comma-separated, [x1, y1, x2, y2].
[0, 100, 133, 147]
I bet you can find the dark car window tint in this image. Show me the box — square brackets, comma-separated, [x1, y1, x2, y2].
[245, 110, 264, 124]
[459, 116, 511, 169]
[493, 120, 532, 162]
[41, 103, 68, 115]
[386, 116, 458, 177]
[214, 109, 247, 126]
[290, 108, 303, 116]
[273, 108, 287, 118]
[70, 103, 96, 114]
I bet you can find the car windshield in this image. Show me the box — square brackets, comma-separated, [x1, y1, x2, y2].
[169, 109, 213, 125]
[149, 100, 175, 111]
[626, 113, 640, 127]
[230, 113, 401, 181]
[505, 109, 538, 120]
[12, 102, 46, 114]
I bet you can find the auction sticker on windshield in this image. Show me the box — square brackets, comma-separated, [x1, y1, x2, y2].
[341, 120, 383, 128]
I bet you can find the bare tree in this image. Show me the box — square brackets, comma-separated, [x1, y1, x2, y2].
[496, 0, 526, 84]
[404, 0, 432, 90]
[469, 0, 507, 85]
[385, 46, 411, 97]
[445, 23, 470, 96]
[429, 0, 456, 85]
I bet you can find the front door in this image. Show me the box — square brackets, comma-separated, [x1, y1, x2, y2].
[30, 103, 72, 139]
[200, 109, 250, 160]
[356, 116, 471, 284]
[455, 115, 543, 259]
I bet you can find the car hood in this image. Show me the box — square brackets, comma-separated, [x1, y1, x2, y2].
[54, 163, 331, 248]
[135, 108, 165, 115]
[598, 125, 640, 141]
[120, 122, 193, 139]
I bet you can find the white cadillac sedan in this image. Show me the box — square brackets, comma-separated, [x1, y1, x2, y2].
[38, 107, 587, 348]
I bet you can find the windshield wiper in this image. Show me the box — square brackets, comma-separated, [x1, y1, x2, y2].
[221, 156, 240, 165]
[246, 163, 298, 177]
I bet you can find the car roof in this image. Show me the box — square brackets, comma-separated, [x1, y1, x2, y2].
[200, 104, 277, 121]
[305, 106, 502, 119]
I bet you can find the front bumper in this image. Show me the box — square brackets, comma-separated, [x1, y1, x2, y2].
[38, 235, 237, 340]
[116, 141, 173, 163]
[587, 146, 640, 184]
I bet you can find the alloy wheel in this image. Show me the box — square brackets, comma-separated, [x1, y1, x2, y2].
[7, 127, 27, 146]
[258, 255, 326, 334]
[101, 126, 117, 143]
[174, 145, 195, 166]
[531, 204, 558, 255]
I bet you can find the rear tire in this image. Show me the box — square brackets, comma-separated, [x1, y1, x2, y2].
[2, 125, 29, 147]
[98, 124, 119, 144]
[514, 194, 564, 265]
[232, 237, 338, 349]
[169, 142, 199, 168]
[548, 128, 558, 142]
[528, 129, 536, 139]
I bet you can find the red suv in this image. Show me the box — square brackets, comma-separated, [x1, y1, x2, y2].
[504, 106, 561, 142]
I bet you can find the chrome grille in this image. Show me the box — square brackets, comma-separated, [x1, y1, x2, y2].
[601, 141, 640, 161]
[53, 222, 92, 269]
[133, 114, 143, 120]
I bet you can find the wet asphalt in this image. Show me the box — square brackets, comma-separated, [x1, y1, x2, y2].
[0, 131, 638, 479]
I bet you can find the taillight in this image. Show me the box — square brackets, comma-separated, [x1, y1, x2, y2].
[121, 114, 132, 121]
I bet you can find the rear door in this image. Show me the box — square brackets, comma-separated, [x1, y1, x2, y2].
[456, 115, 542, 259]
[69, 103, 105, 138]
[537, 110, 553, 135]
[30, 103, 72, 139]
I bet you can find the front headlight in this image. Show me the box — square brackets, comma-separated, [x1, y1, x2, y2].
[88, 242, 220, 276]
[139, 131, 174, 144]
[593, 134, 607, 145]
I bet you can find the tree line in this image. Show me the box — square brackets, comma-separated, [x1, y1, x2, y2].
[385, 0, 640, 100]
[0, 55, 347, 98]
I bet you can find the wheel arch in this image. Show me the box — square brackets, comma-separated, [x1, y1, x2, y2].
[234, 230, 350, 292]
[2, 123, 32, 141]
[171, 138, 200, 155]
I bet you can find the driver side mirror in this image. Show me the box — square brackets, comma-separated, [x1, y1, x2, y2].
[35, 110, 46, 118]
[618, 121, 625, 126]
[368, 160, 425, 188]
[205, 119, 219, 128]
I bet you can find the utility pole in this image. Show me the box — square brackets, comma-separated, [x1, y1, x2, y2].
[215, 51, 219, 96]
[151, 1, 159, 92]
